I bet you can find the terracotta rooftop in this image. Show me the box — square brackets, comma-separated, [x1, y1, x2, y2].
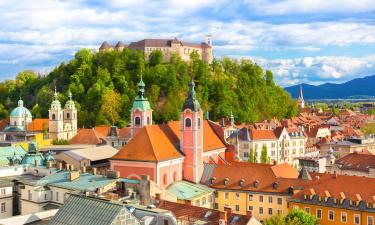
[335, 152, 375, 172]
[156, 200, 251, 225]
[0, 119, 8, 131]
[111, 120, 226, 162]
[250, 129, 277, 140]
[27, 118, 49, 132]
[293, 172, 375, 204]
[202, 162, 304, 194]
[69, 128, 107, 145]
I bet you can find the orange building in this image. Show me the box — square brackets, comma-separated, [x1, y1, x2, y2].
[289, 173, 375, 225]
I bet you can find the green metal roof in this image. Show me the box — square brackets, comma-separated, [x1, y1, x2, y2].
[131, 98, 151, 111]
[118, 178, 140, 184]
[167, 180, 214, 200]
[50, 194, 140, 225]
[10, 100, 32, 118]
[0, 146, 26, 166]
[34, 171, 117, 192]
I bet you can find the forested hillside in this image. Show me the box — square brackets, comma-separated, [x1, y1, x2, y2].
[0, 49, 298, 128]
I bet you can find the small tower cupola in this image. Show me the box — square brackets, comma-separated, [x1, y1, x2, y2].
[131, 76, 153, 135]
[51, 88, 61, 110]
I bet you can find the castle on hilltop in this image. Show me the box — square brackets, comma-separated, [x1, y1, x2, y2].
[99, 36, 213, 63]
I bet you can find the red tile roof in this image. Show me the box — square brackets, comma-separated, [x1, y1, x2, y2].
[69, 128, 107, 145]
[112, 120, 226, 162]
[250, 129, 277, 140]
[118, 127, 131, 139]
[0, 119, 8, 131]
[27, 119, 49, 132]
[335, 152, 375, 172]
[94, 125, 111, 137]
[293, 172, 375, 204]
[206, 162, 302, 193]
[156, 200, 251, 225]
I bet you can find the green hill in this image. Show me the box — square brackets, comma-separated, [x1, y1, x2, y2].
[0, 49, 298, 128]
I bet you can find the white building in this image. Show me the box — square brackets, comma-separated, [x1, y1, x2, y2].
[49, 90, 78, 141]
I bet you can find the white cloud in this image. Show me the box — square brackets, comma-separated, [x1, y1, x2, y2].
[245, 0, 375, 15]
[240, 55, 375, 86]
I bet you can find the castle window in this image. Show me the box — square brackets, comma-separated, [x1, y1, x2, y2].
[185, 118, 192, 128]
[52, 114, 56, 120]
[135, 117, 141, 126]
[67, 113, 70, 119]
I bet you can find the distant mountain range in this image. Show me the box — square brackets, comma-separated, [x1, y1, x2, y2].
[285, 75, 375, 100]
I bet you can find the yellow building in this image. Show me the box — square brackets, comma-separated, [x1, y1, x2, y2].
[289, 173, 375, 225]
[201, 162, 306, 222]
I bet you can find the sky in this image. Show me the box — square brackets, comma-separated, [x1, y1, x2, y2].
[0, 0, 375, 86]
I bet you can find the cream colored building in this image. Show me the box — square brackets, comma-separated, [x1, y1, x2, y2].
[0, 183, 13, 219]
[100, 36, 213, 63]
[49, 91, 77, 141]
[229, 127, 306, 166]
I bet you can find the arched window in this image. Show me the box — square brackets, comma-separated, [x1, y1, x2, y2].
[135, 117, 141, 126]
[67, 113, 70, 119]
[185, 118, 192, 128]
[147, 117, 150, 125]
[198, 118, 201, 129]
[52, 114, 56, 120]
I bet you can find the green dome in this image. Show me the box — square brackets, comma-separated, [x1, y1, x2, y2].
[65, 92, 76, 109]
[10, 99, 32, 118]
[131, 77, 151, 112]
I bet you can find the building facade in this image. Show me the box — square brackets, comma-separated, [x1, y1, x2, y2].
[49, 90, 78, 141]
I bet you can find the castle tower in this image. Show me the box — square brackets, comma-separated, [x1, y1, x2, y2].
[180, 79, 203, 183]
[49, 88, 64, 141]
[63, 91, 78, 140]
[131, 76, 152, 136]
[298, 85, 305, 109]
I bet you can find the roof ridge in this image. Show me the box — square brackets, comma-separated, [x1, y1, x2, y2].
[144, 126, 158, 161]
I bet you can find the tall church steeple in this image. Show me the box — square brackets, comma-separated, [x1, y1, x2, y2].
[49, 87, 64, 140]
[180, 79, 203, 183]
[131, 75, 152, 136]
[298, 85, 305, 109]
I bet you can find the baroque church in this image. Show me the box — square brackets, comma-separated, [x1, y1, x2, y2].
[1, 89, 78, 142]
[110, 77, 227, 187]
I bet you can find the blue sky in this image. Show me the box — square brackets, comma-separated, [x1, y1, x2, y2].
[0, 0, 375, 86]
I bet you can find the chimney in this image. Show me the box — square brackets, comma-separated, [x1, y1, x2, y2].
[92, 168, 97, 175]
[155, 193, 161, 201]
[58, 162, 63, 170]
[219, 212, 227, 225]
[139, 175, 151, 206]
[82, 166, 86, 173]
[246, 210, 252, 219]
[224, 207, 232, 222]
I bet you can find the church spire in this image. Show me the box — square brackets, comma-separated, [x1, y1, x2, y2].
[298, 85, 305, 109]
[182, 79, 201, 112]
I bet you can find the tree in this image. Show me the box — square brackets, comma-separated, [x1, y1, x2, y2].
[248, 148, 255, 163]
[285, 209, 318, 225]
[100, 90, 122, 125]
[361, 122, 375, 135]
[149, 50, 163, 66]
[264, 209, 318, 225]
[261, 145, 270, 164]
[16, 70, 37, 88]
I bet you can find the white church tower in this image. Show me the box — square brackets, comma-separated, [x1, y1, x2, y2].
[49, 88, 64, 141]
[63, 91, 78, 140]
